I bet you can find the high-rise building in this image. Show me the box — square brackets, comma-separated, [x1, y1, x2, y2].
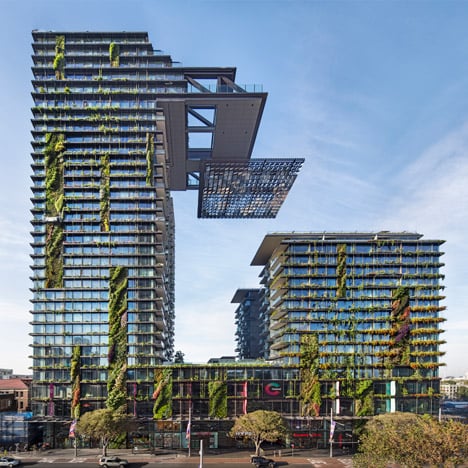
[29, 31, 303, 421]
[248, 231, 445, 415]
[232, 289, 266, 359]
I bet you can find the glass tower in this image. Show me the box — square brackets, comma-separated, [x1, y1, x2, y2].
[29, 31, 303, 418]
[232, 289, 267, 360]
[250, 231, 446, 415]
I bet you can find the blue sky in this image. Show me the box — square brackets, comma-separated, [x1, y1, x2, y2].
[1, 0, 468, 377]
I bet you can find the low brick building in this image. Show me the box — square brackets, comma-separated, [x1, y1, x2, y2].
[0, 379, 30, 412]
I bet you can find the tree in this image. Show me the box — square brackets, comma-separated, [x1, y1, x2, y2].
[353, 412, 468, 468]
[229, 410, 289, 455]
[456, 385, 468, 400]
[76, 409, 132, 455]
[173, 350, 185, 363]
[421, 416, 468, 467]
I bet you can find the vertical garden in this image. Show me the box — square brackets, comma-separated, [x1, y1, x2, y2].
[107, 266, 128, 411]
[44, 133, 65, 288]
[70, 345, 81, 419]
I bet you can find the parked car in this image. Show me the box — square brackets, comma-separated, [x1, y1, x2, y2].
[250, 455, 277, 468]
[98, 456, 129, 468]
[0, 457, 21, 467]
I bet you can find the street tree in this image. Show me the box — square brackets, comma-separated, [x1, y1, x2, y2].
[353, 412, 468, 468]
[76, 408, 132, 455]
[229, 410, 289, 455]
[173, 350, 185, 363]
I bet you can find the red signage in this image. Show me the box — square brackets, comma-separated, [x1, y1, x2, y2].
[293, 432, 321, 438]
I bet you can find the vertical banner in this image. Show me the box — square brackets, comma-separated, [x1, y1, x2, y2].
[186, 403, 192, 441]
[48, 383, 55, 416]
[133, 382, 137, 417]
[69, 420, 77, 439]
[329, 420, 336, 442]
[242, 381, 248, 414]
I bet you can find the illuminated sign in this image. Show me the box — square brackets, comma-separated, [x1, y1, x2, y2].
[263, 381, 282, 398]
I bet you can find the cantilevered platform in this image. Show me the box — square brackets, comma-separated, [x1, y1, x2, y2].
[198, 159, 304, 218]
[157, 70, 304, 218]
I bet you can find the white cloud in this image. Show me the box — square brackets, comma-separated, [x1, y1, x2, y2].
[375, 122, 468, 246]
[375, 122, 468, 376]
[174, 295, 238, 362]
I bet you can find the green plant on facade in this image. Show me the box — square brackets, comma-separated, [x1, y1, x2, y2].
[100, 153, 110, 232]
[54, 35, 65, 79]
[299, 334, 321, 416]
[389, 286, 411, 366]
[70, 345, 81, 419]
[336, 244, 347, 298]
[340, 355, 356, 398]
[45, 224, 64, 288]
[208, 380, 228, 418]
[354, 379, 374, 416]
[45, 133, 65, 216]
[145, 133, 154, 186]
[44, 132, 66, 288]
[107, 266, 128, 411]
[152, 368, 173, 419]
[109, 42, 120, 67]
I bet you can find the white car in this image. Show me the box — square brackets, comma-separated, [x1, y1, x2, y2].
[0, 458, 21, 467]
[98, 456, 128, 468]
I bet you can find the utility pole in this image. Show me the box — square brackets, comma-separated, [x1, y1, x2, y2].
[199, 439, 204, 468]
[329, 407, 335, 458]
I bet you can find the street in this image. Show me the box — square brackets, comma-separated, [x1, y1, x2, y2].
[20, 460, 354, 467]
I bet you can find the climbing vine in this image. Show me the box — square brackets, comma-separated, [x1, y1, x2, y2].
[299, 334, 321, 416]
[44, 133, 65, 289]
[70, 345, 81, 419]
[45, 224, 63, 288]
[389, 286, 411, 366]
[152, 368, 173, 419]
[45, 133, 65, 217]
[354, 379, 374, 416]
[109, 42, 120, 67]
[54, 35, 65, 79]
[100, 152, 110, 232]
[208, 380, 227, 418]
[107, 266, 128, 411]
[145, 133, 154, 186]
[340, 355, 355, 398]
[336, 244, 347, 298]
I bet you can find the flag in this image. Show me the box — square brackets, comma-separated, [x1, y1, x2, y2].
[69, 420, 77, 439]
[329, 420, 336, 442]
[186, 402, 192, 442]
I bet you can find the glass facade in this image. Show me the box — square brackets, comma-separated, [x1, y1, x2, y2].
[248, 232, 446, 416]
[29, 31, 302, 421]
[30, 31, 177, 417]
[232, 289, 268, 359]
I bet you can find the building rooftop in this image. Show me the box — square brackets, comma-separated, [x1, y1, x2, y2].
[231, 288, 261, 303]
[0, 378, 29, 391]
[251, 231, 444, 265]
[31, 31, 302, 219]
